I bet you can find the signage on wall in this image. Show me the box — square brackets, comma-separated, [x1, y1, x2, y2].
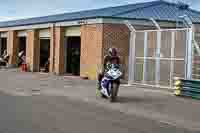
[77, 20, 88, 25]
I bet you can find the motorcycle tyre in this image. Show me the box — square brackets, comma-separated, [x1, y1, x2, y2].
[110, 82, 119, 102]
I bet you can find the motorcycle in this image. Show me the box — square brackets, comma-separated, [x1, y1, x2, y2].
[0, 54, 9, 66]
[100, 64, 122, 102]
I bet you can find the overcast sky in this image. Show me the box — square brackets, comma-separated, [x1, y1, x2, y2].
[0, 0, 199, 21]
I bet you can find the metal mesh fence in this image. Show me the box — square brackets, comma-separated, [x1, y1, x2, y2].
[133, 29, 188, 88]
[192, 30, 200, 80]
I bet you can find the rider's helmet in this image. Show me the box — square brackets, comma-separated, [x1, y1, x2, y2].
[108, 48, 118, 57]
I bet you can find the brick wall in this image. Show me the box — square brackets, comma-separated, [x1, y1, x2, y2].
[7, 30, 18, 65]
[54, 27, 65, 75]
[80, 24, 130, 80]
[80, 24, 103, 80]
[102, 24, 130, 80]
[26, 29, 40, 72]
[3, 23, 136, 81]
[49, 26, 55, 73]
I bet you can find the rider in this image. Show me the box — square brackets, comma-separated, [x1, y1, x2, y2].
[18, 50, 25, 66]
[1, 50, 9, 62]
[97, 47, 121, 90]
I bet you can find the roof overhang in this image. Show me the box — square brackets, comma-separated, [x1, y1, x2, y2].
[0, 17, 186, 32]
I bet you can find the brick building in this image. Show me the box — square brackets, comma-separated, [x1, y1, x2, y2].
[0, 0, 200, 83]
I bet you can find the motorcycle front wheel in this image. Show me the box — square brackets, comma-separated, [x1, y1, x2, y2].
[110, 81, 119, 102]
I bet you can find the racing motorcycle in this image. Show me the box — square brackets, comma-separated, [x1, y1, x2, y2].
[0, 54, 9, 66]
[100, 64, 122, 102]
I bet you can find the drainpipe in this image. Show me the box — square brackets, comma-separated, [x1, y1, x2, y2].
[124, 20, 136, 85]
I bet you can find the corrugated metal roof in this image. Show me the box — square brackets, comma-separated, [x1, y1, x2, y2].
[115, 1, 200, 23]
[0, 0, 200, 28]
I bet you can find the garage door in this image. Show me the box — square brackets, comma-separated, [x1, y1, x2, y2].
[17, 30, 27, 37]
[65, 27, 80, 37]
[39, 29, 50, 38]
[0, 32, 7, 38]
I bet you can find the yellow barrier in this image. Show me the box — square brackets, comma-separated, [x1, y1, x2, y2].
[173, 77, 182, 96]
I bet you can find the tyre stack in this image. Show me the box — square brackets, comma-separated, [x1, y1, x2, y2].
[174, 77, 200, 100]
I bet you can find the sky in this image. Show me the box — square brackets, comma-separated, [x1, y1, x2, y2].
[0, 0, 199, 21]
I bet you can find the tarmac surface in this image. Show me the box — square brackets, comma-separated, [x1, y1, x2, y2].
[0, 69, 199, 133]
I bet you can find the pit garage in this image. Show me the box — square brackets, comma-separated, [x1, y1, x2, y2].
[64, 27, 81, 76]
[39, 29, 50, 72]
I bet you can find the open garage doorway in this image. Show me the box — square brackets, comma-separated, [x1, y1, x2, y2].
[17, 37, 26, 66]
[65, 37, 81, 76]
[0, 38, 8, 66]
[40, 39, 50, 72]
[0, 38, 7, 56]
